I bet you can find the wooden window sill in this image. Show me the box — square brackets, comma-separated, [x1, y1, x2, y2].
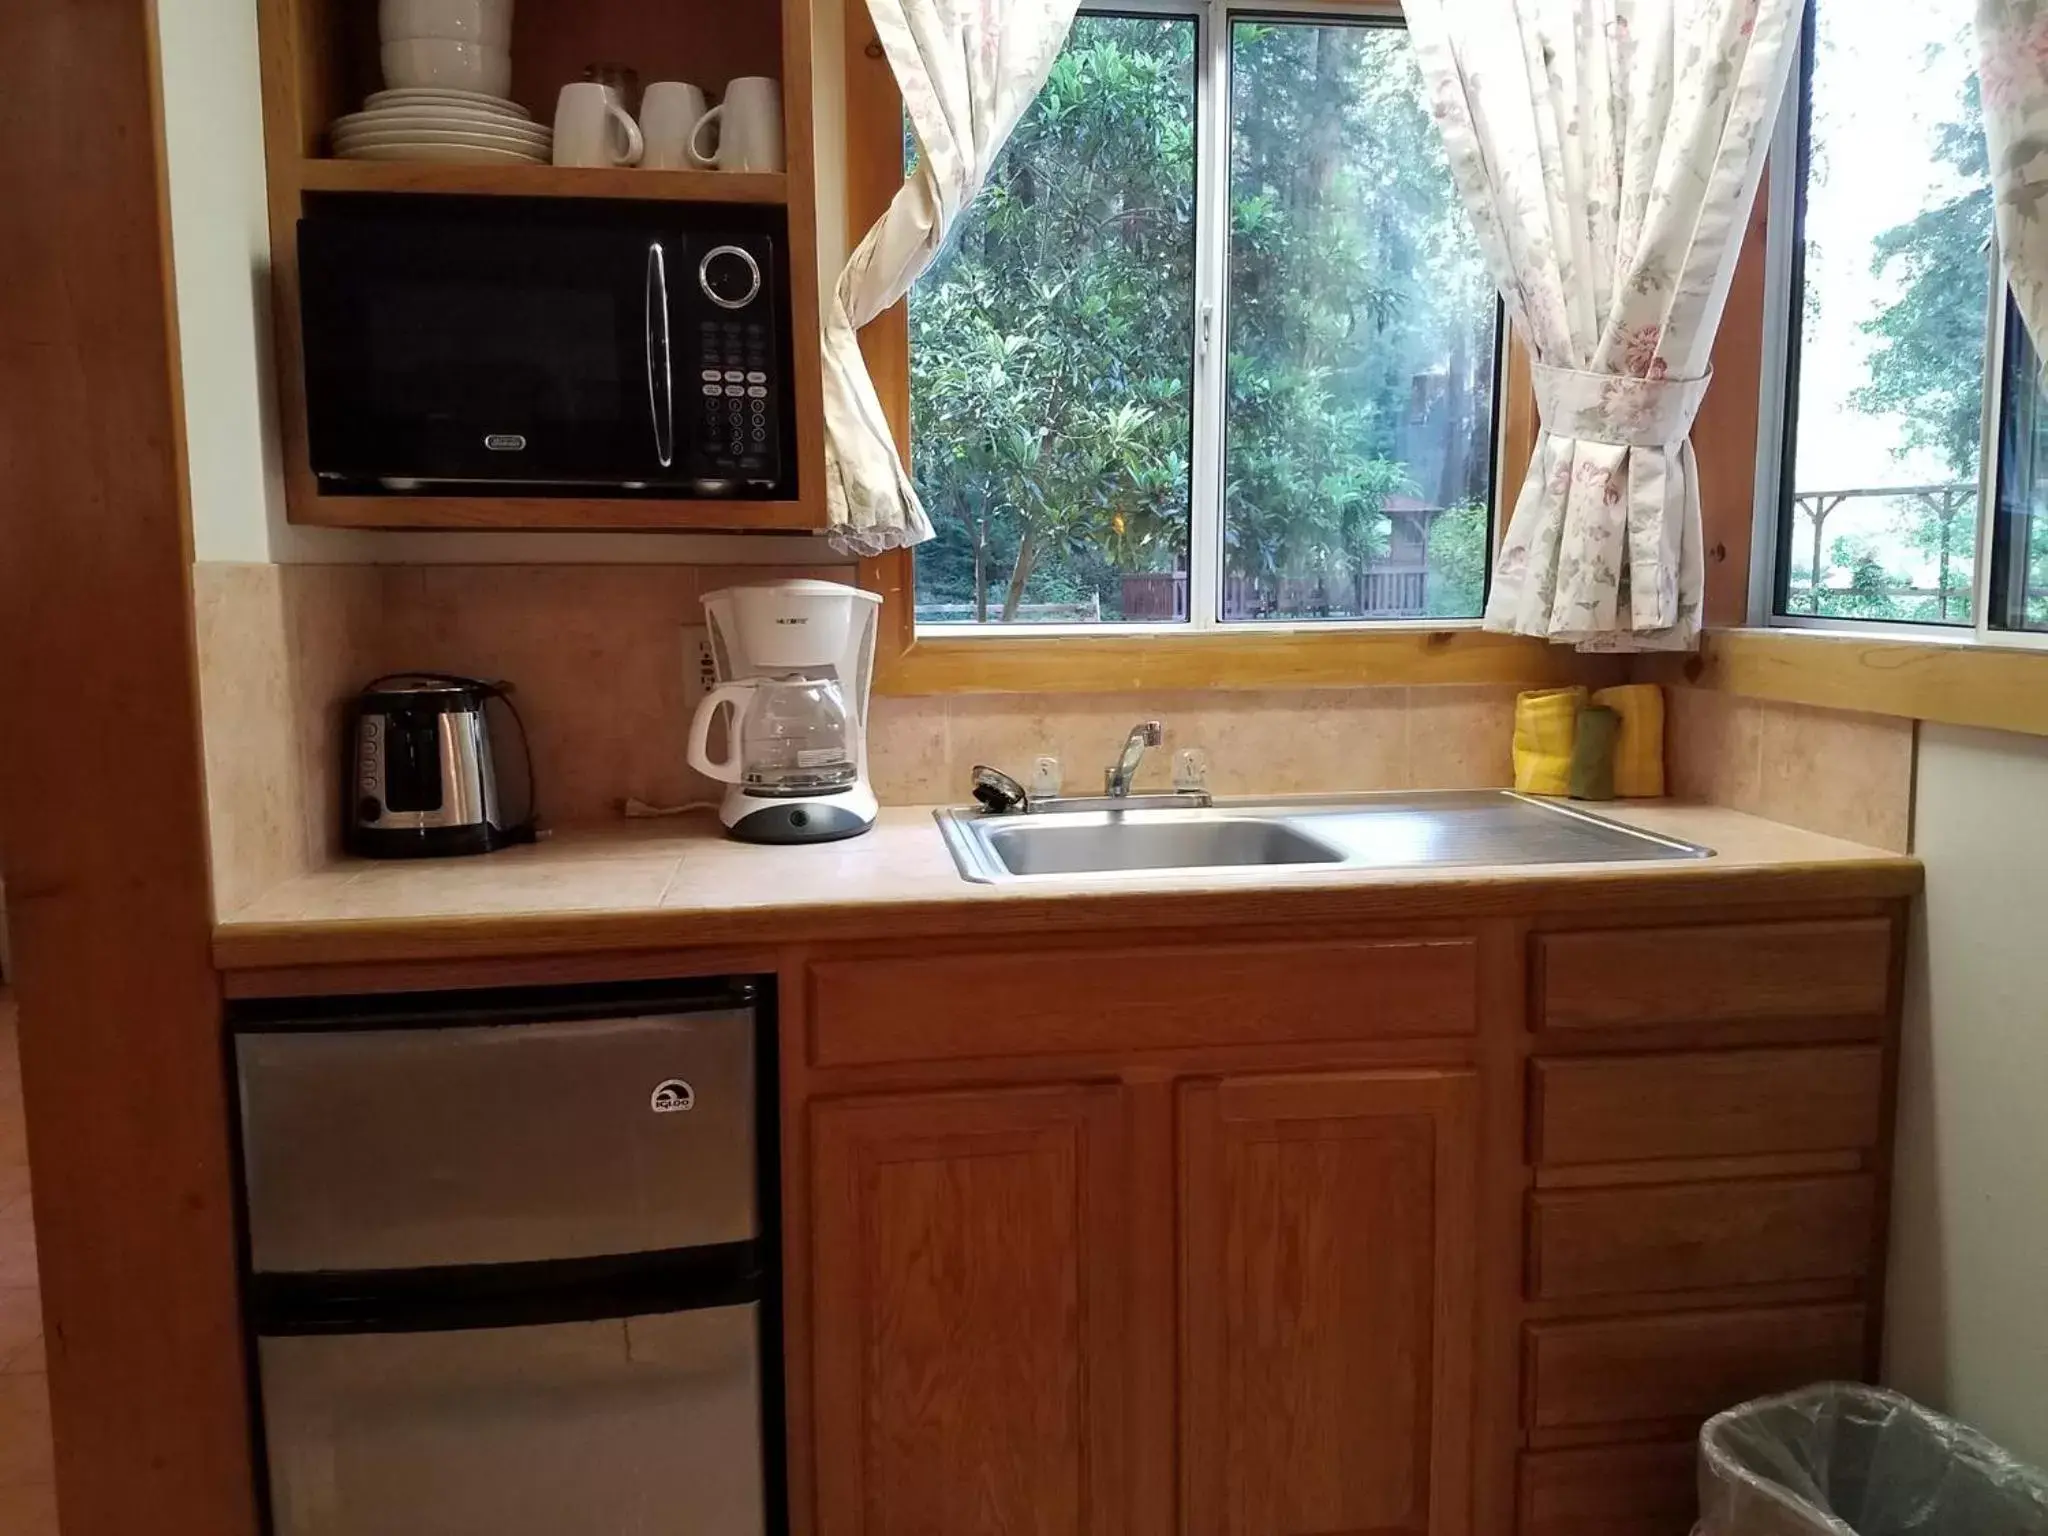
[1638, 627, 2048, 738]
[873, 622, 1607, 695]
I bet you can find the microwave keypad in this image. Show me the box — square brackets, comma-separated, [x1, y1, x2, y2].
[695, 319, 777, 479]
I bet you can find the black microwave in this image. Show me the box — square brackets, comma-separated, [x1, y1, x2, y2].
[298, 194, 795, 499]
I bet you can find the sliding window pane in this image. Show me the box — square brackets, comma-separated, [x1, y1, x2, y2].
[1992, 302, 2048, 632]
[1778, 0, 1987, 624]
[909, 15, 1196, 626]
[1223, 19, 1498, 624]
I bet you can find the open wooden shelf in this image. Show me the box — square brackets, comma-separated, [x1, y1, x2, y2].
[258, 0, 838, 534]
[295, 158, 789, 204]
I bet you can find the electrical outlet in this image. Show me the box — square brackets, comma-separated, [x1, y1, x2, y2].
[1031, 755, 1063, 797]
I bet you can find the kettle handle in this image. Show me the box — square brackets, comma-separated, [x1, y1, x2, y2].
[687, 683, 754, 784]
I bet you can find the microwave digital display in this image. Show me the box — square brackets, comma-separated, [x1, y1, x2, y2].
[298, 194, 795, 500]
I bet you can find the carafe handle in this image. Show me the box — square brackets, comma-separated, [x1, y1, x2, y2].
[687, 683, 754, 784]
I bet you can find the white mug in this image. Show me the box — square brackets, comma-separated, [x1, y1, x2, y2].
[552, 81, 643, 168]
[689, 77, 784, 173]
[640, 81, 709, 171]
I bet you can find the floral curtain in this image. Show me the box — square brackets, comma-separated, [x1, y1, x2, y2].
[1404, 0, 1801, 650]
[822, 0, 1082, 554]
[1979, 1, 2048, 362]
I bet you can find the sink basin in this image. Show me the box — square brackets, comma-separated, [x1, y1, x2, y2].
[935, 791, 1713, 884]
[978, 814, 1346, 877]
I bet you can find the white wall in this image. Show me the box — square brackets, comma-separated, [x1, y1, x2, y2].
[1886, 723, 2048, 1465]
[157, 0, 362, 563]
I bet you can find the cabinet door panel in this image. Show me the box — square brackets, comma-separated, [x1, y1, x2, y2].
[1181, 1071, 1478, 1536]
[809, 1085, 1126, 1536]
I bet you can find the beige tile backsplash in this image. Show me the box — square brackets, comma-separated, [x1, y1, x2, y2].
[1664, 685, 1915, 852]
[193, 560, 1916, 915]
[191, 562, 382, 914]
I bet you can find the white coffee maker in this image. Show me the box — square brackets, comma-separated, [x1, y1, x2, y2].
[687, 579, 882, 843]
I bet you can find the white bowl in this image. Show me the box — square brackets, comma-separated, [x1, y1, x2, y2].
[379, 0, 512, 49]
[381, 38, 511, 97]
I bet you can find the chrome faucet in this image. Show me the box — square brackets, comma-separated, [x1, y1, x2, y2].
[1105, 720, 1164, 797]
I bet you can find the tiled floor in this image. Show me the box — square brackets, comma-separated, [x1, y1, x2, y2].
[0, 995, 56, 1533]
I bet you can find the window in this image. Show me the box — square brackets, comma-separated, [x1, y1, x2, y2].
[1768, 0, 2044, 640]
[908, 5, 1501, 629]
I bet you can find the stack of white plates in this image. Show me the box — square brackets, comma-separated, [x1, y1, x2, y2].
[329, 88, 550, 164]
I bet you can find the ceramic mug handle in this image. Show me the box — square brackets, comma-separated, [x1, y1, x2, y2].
[605, 98, 645, 166]
[687, 103, 724, 169]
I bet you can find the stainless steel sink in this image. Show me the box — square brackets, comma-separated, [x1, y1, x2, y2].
[977, 814, 1347, 877]
[935, 790, 1712, 884]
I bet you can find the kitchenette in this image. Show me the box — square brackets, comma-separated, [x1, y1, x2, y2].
[19, 0, 2048, 1534]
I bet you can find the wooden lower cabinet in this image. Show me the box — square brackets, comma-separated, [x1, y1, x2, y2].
[1180, 1071, 1478, 1536]
[795, 909, 1904, 1536]
[807, 1085, 1128, 1536]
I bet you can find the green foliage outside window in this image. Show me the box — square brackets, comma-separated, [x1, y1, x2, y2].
[907, 14, 1499, 627]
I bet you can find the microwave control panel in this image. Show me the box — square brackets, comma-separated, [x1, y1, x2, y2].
[684, 239, 782, 490]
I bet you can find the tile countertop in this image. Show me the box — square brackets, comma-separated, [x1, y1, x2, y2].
[212, 800, 1922, 975]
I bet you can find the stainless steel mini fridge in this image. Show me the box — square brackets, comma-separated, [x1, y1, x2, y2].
[231, 979, 779, 1536]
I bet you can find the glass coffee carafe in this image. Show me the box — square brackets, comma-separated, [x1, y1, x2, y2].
[695, 675, 856, 797]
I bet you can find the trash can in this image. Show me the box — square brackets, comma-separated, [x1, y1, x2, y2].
[1699, 1383, 2048, 1536]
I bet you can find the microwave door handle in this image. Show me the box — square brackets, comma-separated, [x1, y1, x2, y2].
[645, 241, 674, 469]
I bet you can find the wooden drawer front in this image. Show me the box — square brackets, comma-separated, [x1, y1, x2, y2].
[1528, 1175, 1879, 1300]
[1524, 1304, 1868, 1431]
[1531, 1047, 1884, 1167]
[808, 938, 1479, 1068]
[1539, 920, 1893, 1032]
[1519, 1444, 1698, 1536]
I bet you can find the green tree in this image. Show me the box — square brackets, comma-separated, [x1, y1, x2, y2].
[1850, 73, 1991, 479]
[908, 16, 1498, 624]
[1804, 49, 1988, 624]
[910, 17, 1196, 622]
[1225, 21, 1496, 610]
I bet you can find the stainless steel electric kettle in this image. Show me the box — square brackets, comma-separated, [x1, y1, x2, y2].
[345, 674, 536, 858]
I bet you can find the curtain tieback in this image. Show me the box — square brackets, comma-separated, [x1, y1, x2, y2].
[1530, 362, 1712, 451]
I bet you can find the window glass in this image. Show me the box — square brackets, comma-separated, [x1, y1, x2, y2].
[1223, 19, 1498, 622]
[1778, 0, 1989, 624]
[1992, 304, 2048, 632]
[908, 14, 1197, 625]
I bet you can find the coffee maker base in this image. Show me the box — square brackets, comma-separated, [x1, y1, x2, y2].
[721, 784, 878, 845]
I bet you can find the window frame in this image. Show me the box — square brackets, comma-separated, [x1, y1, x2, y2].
[1755, 0, 2048, 651]
[846, 0, 1562, 694]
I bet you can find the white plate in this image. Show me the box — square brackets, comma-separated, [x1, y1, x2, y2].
[335, 126, 552, 154]
[334, 114, 550, 145]
[337, 106, 542, 133]
[338, 142, 547, 164]
[363, 87, 531, 118]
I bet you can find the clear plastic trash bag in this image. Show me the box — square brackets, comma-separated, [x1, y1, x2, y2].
[1699, 1383, 2048, 1536]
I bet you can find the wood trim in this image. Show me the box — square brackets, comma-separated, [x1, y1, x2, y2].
[871, 624, 1613, 694]
[211, 863, 1922, 974]
[287, 495, 824, 531]
[806, 938, 1479, 1067]
[1695, 188, 1770, 627]
[0, 1, 257, 1529]
[293, 158, 789, 202]
[1642, 626, 2048, 739]
[837, 5, 1567, 697]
